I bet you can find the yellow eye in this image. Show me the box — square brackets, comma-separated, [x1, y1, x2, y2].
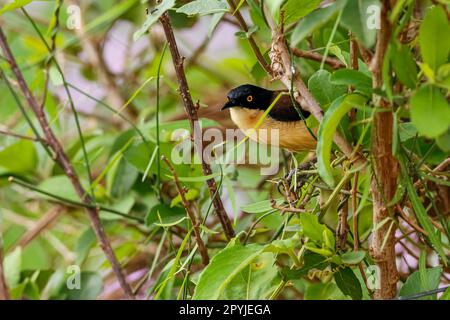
[247, 95, 253, 102]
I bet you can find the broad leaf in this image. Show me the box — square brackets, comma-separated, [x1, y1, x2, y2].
[308, 70, 347, 107]
[341, 251, 366, 265]
[317, 94, 367, 187]
[399, 267, 442, 300]
[340, 0, 379, 48]
[291, 0, 346, 46]
[330, 69, 373, 96]
[282, 251, 328, 280]
[220, 252, 280, 299]
[133, 0, 176, 41]
[0, 0, 32, 15]
[282, 0, 322, 25]
[334, 266, 362, 300]
[0, 140, 37, 174]
[177, 0, 228, 16]
[193, 242, 267, 299]
[410, 85, 450, 138]
[419, 6, 450, 71]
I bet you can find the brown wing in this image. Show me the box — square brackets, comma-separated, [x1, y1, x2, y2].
[268, 92, 310, 122]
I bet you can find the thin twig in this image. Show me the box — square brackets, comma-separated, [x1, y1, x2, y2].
[8, 177, 143, 223]
[396, 205, 428, 236]
[226, 0, 272, 75]
[0, 28, 134, 299]
[161, 156, 209, 266]
[292, 48, 345, 69]
[0, 129, 42, 143]
[159, 12, 235, 240]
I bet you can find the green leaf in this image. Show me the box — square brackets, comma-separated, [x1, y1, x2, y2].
[304, 282, 342, 300]
[334, 267, 362, 300]
[282, 0, 322, 25]
[145, 203, 186, 227]
[220, 252, 280, 299]
[340, 0, 379, 48]
[75, 228, 96, 265]
[436, 129, 450, 153]
[266, 234, 300, 254]
[410, 85, 450, 138]
[60, 272, 103, 300]
[177, 0, 228, 16]
[291, 0, 346, 46]
[38, 175, 80, 202]
[133, 0, 176, 41]
[391, 43, 418, 89]
[340, 251, 366, 264]
[317, 94, 367, 186]
[441, 286, 450, 300]
[400, 157, 447, 265]
[300, 213, 325, 243]
[399, 267, 442, 300]
[0, 140, 37, 174]
[0, 0, 32, 15]
[108, 158, 138, 198]
[418, 6, 450, 71]
[240, 198, 283, 214]
[193, 242, 267, 299]
[4, 247, 22, 287]
[170, 188, 199, 207]
[331, 69, 373, 96]
[308, 70, 347, 106]
[282, 251, 328, 280]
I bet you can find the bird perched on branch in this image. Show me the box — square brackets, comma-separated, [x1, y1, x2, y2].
[222, 84, 317, 152]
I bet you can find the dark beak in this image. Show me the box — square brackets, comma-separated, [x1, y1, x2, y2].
[221, 100, 235, 111]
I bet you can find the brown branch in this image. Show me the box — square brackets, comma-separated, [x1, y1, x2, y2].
[159, 12, 235, 240]
[292, 48, 345, 69]
[0, 129, 43, 143]
[270, 200, 307, 214]
[336, 190, 349, 250]
[396, 205, 428, 236]
[0, 28, 134, 299]
[226, 0, 272, 75]
[12, 205, 65, 250]
[368, 0, 399, 300]
[162, 156, 209, 266]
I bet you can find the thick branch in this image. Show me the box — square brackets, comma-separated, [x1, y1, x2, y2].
[369, 0, 399, 300]
[162, 156, 209, 266]
[0, 27, 134, 299]
[159, 13, 235, 240]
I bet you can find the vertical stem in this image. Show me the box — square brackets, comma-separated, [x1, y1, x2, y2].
[369, 0, 399, 300]
[159, 12, 235, 240]
[162, 156, 209, 266]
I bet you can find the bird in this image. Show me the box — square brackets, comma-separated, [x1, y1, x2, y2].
[222, 84, 317, 152]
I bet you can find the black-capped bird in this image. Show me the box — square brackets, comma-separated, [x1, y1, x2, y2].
[222, 84, 317, 152]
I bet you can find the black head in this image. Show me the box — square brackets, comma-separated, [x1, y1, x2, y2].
[222, 84, 274, 111]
